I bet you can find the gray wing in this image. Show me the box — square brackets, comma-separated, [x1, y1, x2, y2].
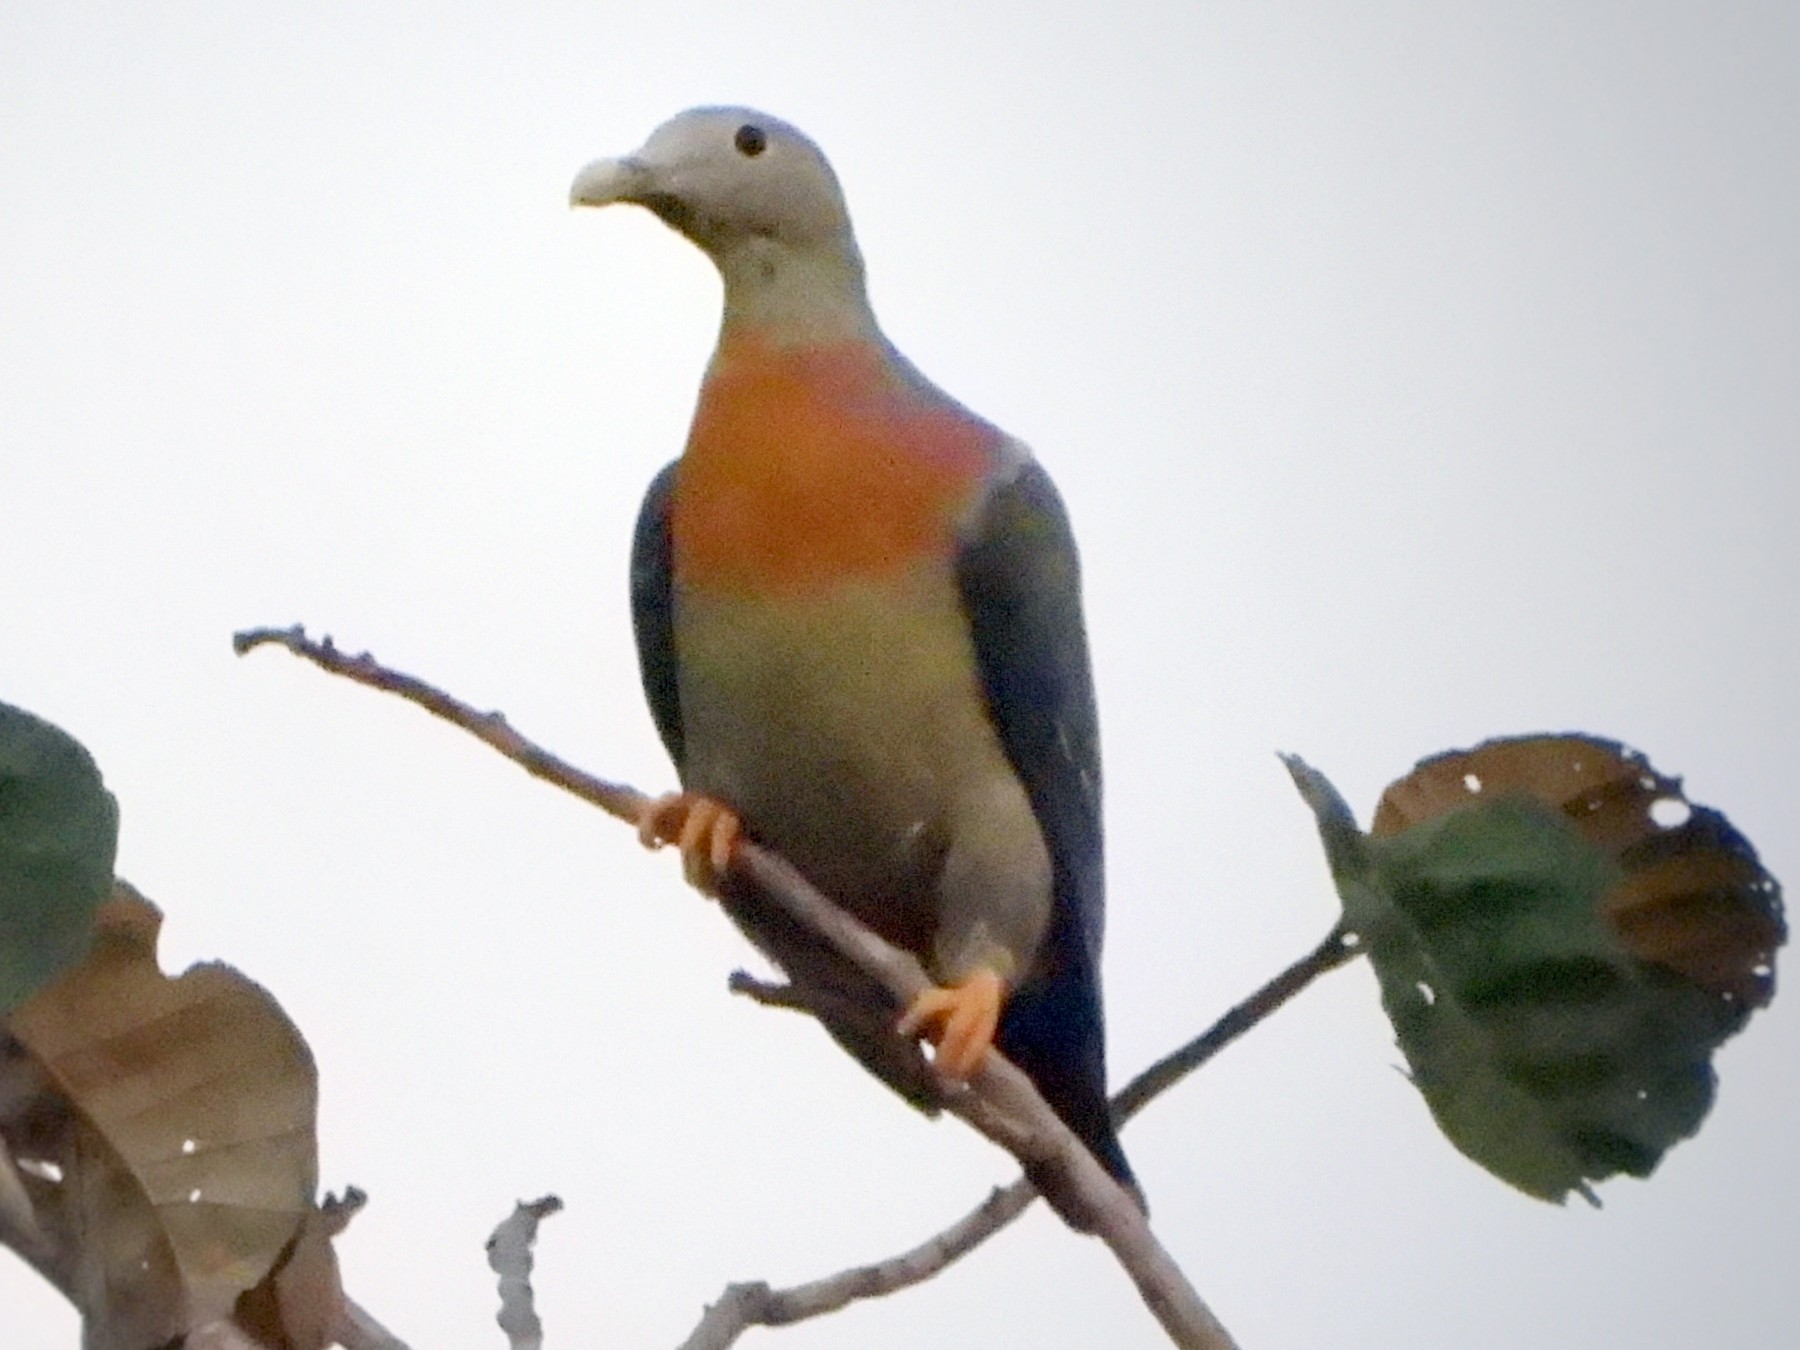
[955, 454, 1137, 1196]
[955, 455, 1104, 964]
[630, 460, 683, 769]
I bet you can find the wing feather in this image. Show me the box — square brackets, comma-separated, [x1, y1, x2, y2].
[630, 460, 683, 766]
[955, 454, 1136, 1195]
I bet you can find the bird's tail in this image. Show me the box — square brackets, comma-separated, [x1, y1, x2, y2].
[998, 979, 1144, 1230]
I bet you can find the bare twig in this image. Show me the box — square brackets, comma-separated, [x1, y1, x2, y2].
[232, 626, 648, 825]
[692, 927, 1360, 1347]
[737, 851, 1234, 1346]
[236, 625, 1238, 1349]
[726, 971, 813, 1012]
[487, 1196, 564, 1350]
[679, 1185, 1035, 1350]
[319, 1185, 369, 1236]
[1114, 925, 1360, 1121]
[314, 1190, 415, 1349]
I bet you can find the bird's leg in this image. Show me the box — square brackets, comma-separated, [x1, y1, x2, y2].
[896, 967, 1005, 1080]
[637, 791, 742, 895]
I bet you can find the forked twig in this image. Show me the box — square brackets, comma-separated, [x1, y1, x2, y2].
[693, 929, 1357, 1346]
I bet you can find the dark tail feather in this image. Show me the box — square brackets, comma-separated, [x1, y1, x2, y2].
[998, 968, 1143, 1229]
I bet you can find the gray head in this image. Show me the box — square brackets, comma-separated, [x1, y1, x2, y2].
[571, 107, 875, 342]
[572, 108, 852, 249]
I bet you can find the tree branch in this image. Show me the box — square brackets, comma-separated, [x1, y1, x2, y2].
[694, 927, 1360, 1346]
[1113, 926, 1360, 1122]
[231, 626, 648, 826]
[678, 1185, 1037, 1350]
[234, 625, 1240, 1349]
[487, 1196, 563, 1350]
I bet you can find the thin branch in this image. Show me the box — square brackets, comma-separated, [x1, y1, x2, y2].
[679, 1185, 1036, 1350]
[1115, 925, 1360, 1121]
[232, 626, 647, 825]
[321, 1191, 415, 1349]
[726, 971, 814, 1013]
[319, 1185, 369, 1236]
[691, 927, 1361, 1347]
[487, 1196, 563, 1350]
[236, 625, 1238, 1349]
[739, 849, 1234, 1345]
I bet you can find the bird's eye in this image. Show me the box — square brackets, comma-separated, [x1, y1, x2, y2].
[734, 124, 768, 157]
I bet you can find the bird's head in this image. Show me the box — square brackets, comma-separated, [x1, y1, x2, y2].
[571, 107, 874, 342]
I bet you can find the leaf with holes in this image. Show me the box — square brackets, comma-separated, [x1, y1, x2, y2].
[1286, 735, 1784, 1203]
[2, 882, 320, 1349]
[0, 703, 118, 1015]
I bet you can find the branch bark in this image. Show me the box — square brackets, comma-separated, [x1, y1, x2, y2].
[487, 1196, 563, 1350]
[232, 626, 648, 825]
[695, 928, 1359, 1346]
[232, 624, 1269, 1349]
[679, 1186, 1037, 1350]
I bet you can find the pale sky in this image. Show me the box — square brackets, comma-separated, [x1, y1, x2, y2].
[3, 4, 1796, 1347]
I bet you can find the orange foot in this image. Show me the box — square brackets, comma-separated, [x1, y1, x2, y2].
[897, 967, 1006, 1080]
[637, 791, 742, 896]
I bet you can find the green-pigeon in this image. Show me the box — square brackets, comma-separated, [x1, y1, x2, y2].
[572, 107, 1137, 1207]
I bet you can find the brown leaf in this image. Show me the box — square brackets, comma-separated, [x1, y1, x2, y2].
[1373, 734, 1784, 1008]
[3, 881, 319, 1349]
[233, 1202, 347, 1350]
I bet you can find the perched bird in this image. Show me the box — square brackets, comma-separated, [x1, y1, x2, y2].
[571, 107, 1137, 1206]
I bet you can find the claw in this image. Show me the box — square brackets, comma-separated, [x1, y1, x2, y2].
[897, 967, 1006, 1080]
[636, 791, 742, 896]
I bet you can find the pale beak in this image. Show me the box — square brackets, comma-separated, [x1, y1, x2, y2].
[569, 156, 652, 209]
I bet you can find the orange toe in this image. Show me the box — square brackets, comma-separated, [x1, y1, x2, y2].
[898, 967, 1006, 1080]
[635, 791, 742, 896]
[637, 791, 685, 850]
[709, 809, 741, 875]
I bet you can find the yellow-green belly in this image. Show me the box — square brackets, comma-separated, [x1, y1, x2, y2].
[675, 563, 1051, 981]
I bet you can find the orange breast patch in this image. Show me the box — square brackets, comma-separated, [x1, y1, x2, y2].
[673, 336, 997, 596]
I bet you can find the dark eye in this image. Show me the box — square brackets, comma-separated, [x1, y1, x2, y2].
[734, 124, 767, 157]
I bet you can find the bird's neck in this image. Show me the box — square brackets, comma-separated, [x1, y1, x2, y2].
[713, 235, 879, 348]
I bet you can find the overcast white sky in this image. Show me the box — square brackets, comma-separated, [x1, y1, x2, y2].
[4, 4, 1796, 1347]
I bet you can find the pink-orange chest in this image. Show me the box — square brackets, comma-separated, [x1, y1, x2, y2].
[672, 339, 997, 597]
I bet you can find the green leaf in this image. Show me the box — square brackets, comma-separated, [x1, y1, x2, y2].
[1288, 735, 1784, 1203]
[0, 702, 119, 1014]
